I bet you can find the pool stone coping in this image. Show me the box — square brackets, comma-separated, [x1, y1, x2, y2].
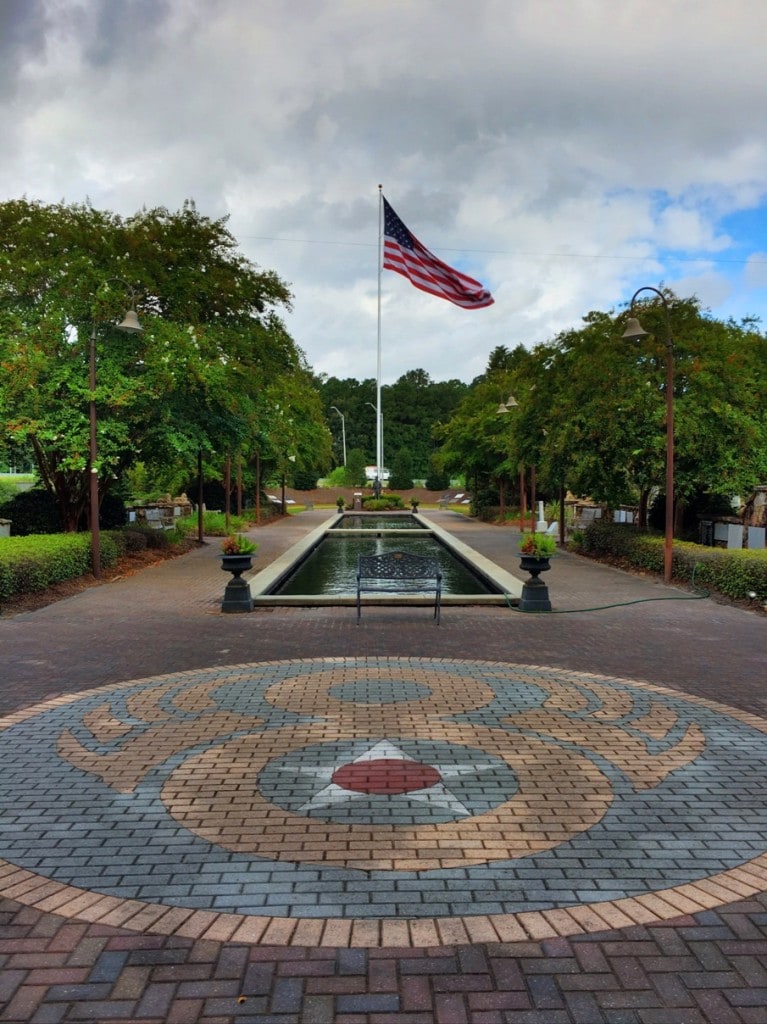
[248, 512, 524, 608]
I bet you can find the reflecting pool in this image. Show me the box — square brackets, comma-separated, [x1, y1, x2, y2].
[272, 534, 497, 596]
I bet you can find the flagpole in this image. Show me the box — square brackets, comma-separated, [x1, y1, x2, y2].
[375, 185, 384, 497]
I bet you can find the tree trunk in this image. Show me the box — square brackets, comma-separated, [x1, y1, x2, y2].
[30, 436, 87, 532]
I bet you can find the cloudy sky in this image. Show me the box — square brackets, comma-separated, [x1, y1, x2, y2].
[3, 0, 767, 384]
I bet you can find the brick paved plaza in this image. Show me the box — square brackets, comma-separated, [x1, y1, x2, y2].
[1, 509, 766, 1023]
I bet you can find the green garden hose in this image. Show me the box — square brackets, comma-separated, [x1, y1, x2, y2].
[506, 563, 710, 614]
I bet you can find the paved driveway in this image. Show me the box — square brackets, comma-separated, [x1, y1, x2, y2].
[1, 510, 765, 1023]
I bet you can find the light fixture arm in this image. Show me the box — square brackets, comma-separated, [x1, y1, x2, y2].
[330, 406, 347, 466]
[626, 286, 672, 354]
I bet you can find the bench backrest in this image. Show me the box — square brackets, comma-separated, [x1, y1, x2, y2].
[357, 551, 441, 581]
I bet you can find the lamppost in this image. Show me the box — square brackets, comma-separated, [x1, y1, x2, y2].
[497, 395, 527, 532]
[622, 286, 674, 585]
[330, 406, 347, 466]
[366, 401, 383, 495]
[89, 281, 143, 579]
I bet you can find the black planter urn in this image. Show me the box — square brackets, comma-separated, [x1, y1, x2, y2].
[221, 554, 254, 613]
[518, 555, 552, 612]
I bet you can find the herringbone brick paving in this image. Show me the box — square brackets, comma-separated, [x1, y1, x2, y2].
[1, 510, 765, 1022]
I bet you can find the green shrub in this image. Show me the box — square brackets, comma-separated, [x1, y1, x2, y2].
[469, 486, 501, 520]
[0, 528, 189, 605]
[389, 450, 414, 490]
[0, 480, 18, 504]
[291, 468, 319, 490]
[361, 494, 405, 511]
[568, 529, 584, 550]
[0, 489, 61, 535]
[121, 527, 150, 552]
[679, 545, 767, 601]
[325, 467, 346, 487]
[581, 520, 767, 602]
[97, 492, 128, 530]
[425, 464, 451, 491]
[100, 531, 122, 565]
[175, 511, 252, 537]
[141, 528, 171, 549]
[0, 534, 92, 602]
[581, 521, 640, 558]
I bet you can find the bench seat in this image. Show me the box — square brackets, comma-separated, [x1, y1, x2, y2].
[356, 551, 442, 624]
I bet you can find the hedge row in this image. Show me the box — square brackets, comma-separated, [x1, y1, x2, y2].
[0, 527, 182, 604]
[580, 521, 767, 601]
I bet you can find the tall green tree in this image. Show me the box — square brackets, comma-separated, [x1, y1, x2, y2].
[389, 448, 414, 490]
[507, 294, 767, 531]
[344, 448, 368, 486]
[435, 345, 535, 503]
[0, 198, 322, 529]
[437, 296, 767, 533]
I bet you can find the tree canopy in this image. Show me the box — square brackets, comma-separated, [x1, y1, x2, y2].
[436, 292, 767, 532]
[0, 198, 330, 527]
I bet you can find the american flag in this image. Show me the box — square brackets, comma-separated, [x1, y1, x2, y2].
[382, 197, 494, 309]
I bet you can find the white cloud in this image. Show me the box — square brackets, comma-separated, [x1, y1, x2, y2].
[2, 0, 767, 382]
[745, 253, 767, 289]
[665, 267, 734, 311]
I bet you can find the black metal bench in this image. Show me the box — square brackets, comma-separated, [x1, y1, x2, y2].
[356, 551, 442, 624]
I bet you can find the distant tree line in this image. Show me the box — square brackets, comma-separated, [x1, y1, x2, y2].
[315, 370, 468, 489]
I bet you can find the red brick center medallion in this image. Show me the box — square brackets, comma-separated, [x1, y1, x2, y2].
[332, 758, 441, 795]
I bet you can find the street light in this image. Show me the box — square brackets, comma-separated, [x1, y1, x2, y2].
[330, 406, 347, 466]
[366, 401, 383, 495]
[622, 286, 674, 585]
[89, 281, 143, 579]
[497, 395, 528, 532]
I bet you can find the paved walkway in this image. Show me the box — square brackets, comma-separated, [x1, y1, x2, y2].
[1, 510, 766, 1023]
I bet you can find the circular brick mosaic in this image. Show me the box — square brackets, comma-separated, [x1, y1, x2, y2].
[1, 657, 767, 945]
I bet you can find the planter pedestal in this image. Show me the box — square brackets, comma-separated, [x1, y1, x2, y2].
[518, 555, 552, 612]
[221, 555, 254, 613]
